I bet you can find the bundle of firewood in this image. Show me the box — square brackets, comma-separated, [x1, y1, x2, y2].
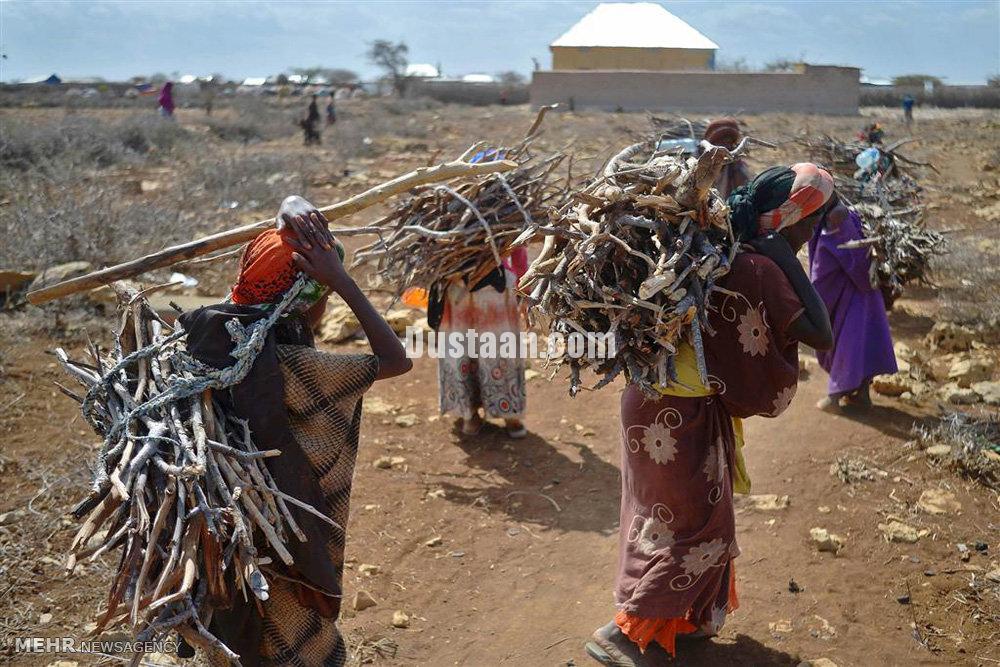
[648, 115, 708, 141]
[795, 134, 935, 180]
[515, 138, 763, 396]
[56, 279, 327, 664]
[352, 108, 568, 294]
[843, 197, 947, 299]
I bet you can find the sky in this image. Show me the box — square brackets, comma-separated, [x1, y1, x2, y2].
[1, 0, 998, 84]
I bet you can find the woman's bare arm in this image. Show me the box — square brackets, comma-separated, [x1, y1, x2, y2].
[281, 203, 412, 380]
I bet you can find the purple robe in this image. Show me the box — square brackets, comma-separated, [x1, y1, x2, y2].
[808, 210, 897, 395]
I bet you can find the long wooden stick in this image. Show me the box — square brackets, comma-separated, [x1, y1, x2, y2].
[28, 157, 517, 305]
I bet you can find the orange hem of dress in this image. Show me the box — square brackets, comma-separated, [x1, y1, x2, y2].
[615, 563, 740, 656]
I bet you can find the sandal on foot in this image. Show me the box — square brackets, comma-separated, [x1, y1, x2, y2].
[507, 426, 528, 439]
[585, 622, 669, 666]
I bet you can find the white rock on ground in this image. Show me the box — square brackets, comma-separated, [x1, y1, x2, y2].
[872, 372, 914, 397]
[746, 494, 791, 511]
[925, 444, 952, 458]
[878, 520, 929, 543]
[809, 527, 844, 553]
[971, 380, 1000, 405]
[947, 357, 992, 388]
[939, 382, 981, 405]
[916, 489, 962, 515]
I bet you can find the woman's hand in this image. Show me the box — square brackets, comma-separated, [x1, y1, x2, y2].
[289, 240, 352, 294]
[276, 195, 335, 252]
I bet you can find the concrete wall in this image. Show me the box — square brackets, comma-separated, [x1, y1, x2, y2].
[860, 84, 1000, 109]
[551, 46, 713, 72]
[407, 79, 529, 106]
[530, 65, 860, 115]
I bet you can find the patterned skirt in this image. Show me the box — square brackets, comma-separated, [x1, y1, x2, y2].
[437, 271, 526, 420]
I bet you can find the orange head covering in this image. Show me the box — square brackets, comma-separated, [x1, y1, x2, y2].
[230, 229, 344, 305]
[231, 229, 298, 305]
[704, 118, 741, 149]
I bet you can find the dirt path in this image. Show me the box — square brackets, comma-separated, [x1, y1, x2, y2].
[1, 106, 997, 666]
[0, 317, 993, 667]
[333, 341, 994, 667]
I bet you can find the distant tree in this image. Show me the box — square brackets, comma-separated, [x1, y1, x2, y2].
[209, 72, 226, 84]
[149, 72, 168, 83]
[764, 58, 798, 72]
[715, 57, 749, 72]
[892, 74, 943, 87]
[987, 74, 1000, 87]
[367, 40, 409, 96]
[275, 73, 290, 85]
[497, 71, 526, 85]
[323, 68, 359, 85]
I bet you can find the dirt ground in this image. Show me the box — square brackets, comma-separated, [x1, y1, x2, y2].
[1, 102, 998, 666]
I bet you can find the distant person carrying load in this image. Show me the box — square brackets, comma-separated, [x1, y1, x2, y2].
[701, 118, 752, 198]
[299, 94, 322, 146]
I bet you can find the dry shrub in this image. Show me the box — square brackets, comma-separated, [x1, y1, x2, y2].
[206, 96, 299, 143]
[0, 114, 193, 172]
[914, 412, 1000, 490]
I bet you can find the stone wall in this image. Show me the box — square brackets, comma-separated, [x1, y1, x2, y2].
[530, 65, 860, 115]
[551, 46, 713, 72]
[408, 79, 529, 106]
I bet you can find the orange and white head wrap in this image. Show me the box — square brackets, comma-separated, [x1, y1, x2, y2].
[756, 163, 835, 233]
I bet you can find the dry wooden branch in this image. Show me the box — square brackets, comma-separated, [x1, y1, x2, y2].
[518, 138, 763, 396]
[57, 280, 328, 664]
[27, 154, 517, 305]
[351, 108, 570, 297]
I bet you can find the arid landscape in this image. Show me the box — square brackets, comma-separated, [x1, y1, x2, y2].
[1, 99, 998, 666]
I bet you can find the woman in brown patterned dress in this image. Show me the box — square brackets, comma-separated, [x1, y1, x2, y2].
[181, 196, 411, 667]
[587, 165, 835, 665]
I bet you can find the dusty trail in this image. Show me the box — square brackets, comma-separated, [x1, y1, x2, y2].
[335, 346, 988, 667]
[1, 106, 996, 666]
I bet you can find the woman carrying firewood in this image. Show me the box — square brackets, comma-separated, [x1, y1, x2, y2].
[587, 164, 834, 666]
[179, 195, 411, 666]
[701, 118, 752, 198]
[427, 244, 530, 438]
[808, 199, 897, 412]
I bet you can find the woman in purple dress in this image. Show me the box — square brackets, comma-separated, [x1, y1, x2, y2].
[808, 203, 897, 411]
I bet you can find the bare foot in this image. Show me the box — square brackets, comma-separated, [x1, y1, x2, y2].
[816, 396, 842, 413]
[461, 415, 483, 435]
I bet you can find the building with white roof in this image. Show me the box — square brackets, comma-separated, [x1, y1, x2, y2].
[551, 3, 718, 71]
[405, 63, 440, 79]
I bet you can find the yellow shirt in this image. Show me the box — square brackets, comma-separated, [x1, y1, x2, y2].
[655, 342, 751, 494]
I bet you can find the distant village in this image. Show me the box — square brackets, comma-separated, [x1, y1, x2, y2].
[4, 3, 997, 111]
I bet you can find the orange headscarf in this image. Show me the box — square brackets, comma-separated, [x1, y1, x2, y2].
[230, 227, 346, 306]
[231, 229, 299, 305]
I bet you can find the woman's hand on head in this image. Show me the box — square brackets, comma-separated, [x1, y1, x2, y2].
[288, 237, 351, 292]
[276, 195, 335, 251]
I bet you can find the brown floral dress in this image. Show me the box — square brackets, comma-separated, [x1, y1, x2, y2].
[615, 252, 803, 645]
